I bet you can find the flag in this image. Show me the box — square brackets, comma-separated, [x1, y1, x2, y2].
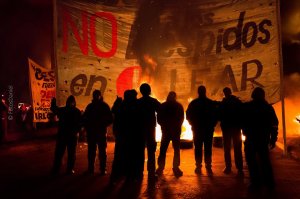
[28, 58, 56, 122]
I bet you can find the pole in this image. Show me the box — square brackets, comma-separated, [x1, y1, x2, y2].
[276, 0, 287, 156]
[52, 0, 59, 104]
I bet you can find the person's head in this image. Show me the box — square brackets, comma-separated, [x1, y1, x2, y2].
[66, 95, 76, 107]
[223, 87, 232, 98]
[198, 86, 206, 98]
[92, 90, 101, 101]
[251, 87, 265, 101]
[124, 89, 138, 102]
[130, 89, 138, 99]
[139, 83, 151, 96]
[166, 91, 176, 102]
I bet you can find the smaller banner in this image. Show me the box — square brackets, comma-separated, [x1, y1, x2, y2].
[28, 58, 56, 122]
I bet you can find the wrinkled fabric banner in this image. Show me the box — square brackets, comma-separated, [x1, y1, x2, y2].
[28, 58, 56, 122]
[55, 0, 281, 110]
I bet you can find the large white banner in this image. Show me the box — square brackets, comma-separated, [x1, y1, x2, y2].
[29, 58, 56, 122]
[55, 0, 281, 110]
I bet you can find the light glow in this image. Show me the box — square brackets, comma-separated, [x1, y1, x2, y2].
[155, 114, 193, 142]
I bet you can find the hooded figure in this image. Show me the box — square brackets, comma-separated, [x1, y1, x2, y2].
[51, 95, 82, 175]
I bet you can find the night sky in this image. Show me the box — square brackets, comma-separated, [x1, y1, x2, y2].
[0, 0, 299, 104]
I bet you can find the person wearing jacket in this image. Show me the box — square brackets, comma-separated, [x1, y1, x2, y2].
[138, 83, 161, 181]
[156, 91, 184, 177]
[51, 95, 82, 175]
[242, 87, 278, 191]
[218, 87, 244, 176]
[83, 90, 113, 175]
[186, 86, 218, 175]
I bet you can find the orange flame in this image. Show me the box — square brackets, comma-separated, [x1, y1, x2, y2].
[155, 114, 193, 142]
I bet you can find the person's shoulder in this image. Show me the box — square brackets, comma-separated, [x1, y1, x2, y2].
[161, 101, 168, 106]
[153, 97, 161, 104]
[191, 98, 199, 103]
[86, 102, 93, 107]
[206, 97, 216, 103]
[102, 100, 110, 107]
[188, 98, 198, 105]
[174, 100, 183, 107]
[231, 95, 242, 102]
[74, 107, 81, 114]
[101, 101, 111, 110]
[149, 96, 158, 101]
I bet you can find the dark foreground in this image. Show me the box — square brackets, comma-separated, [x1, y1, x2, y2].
[0, 135, 299, 199]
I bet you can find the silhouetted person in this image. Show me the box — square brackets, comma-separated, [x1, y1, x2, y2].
[123, 90, 144, 181]
[83, 90, 113, 175]
[110, 95, 124, 182]
[138, 83, 161, 181]
[156, 91, 184, 177]
[51, 96, 81, 175]
[218, 87, 244, 176]
[242, 87, 278, 191]
[186, 86, 218, 175]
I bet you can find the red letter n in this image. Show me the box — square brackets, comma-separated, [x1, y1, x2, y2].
[90, 12, 117, 58]
[62, 8, 89, 55]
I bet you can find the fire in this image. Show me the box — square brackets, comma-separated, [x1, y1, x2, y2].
[155, 114, 193, 142]
[180, 118, 193, 140]
[273, 99, 300, 137]
[241, 131, 246, 141]
[143, 54, 157, 71]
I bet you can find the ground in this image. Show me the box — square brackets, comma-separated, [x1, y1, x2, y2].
[0, 129, 300, 199]
[287, 137, 300, 159]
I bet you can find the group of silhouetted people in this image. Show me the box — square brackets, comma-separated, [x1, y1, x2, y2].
[50, 83, 278, 191]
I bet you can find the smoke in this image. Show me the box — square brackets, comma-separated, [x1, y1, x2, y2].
[281, 0, 300, 44]
[130, 0, 220, 99]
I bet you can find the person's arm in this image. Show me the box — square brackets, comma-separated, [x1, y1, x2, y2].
[155, 99, 161, 113]
[269, 106, 279, 149]
[179, 104, 184, 125]
[112, 96, 122, 114]
[104, 103, 113, 127]
[186, 102, 193, 124]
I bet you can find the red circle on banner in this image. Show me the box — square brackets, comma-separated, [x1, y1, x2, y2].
[116, 66, 141, 97]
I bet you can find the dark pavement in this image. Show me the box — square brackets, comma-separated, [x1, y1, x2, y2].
[0, 130, 300, 199]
